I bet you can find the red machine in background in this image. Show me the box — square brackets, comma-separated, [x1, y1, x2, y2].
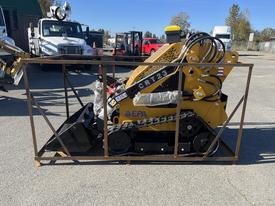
[113, 31, 164, 57]
[113, 31, 143, 56]
[142, 38, 164, 55]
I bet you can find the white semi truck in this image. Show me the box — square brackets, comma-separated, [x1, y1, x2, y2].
[28, 2, 95, 57]
[212, 26, 232, 51]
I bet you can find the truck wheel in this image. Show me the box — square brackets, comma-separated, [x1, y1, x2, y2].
[150, 49, 155, 56]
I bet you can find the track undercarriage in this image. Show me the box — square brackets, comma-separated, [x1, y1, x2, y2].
[45, 103, 219, 157]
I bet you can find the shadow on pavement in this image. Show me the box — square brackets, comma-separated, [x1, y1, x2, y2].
[0, 63, 132, 117]
[38, 126, 275, 167]
[223, 127, 275, 165]
[19, 65, 97, 90]
[6, 64, 131, 91]
[0, 95, 58, 116]
[0, 87, 94, 116]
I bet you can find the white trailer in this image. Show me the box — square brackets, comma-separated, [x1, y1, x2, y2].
[212, 26, 232, 51]
[28, 2, 95, 57]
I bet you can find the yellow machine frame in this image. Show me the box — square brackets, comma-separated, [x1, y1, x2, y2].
[117, 41, 239, 131]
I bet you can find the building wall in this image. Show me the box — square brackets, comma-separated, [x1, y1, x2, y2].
[4, 11, 40, 51]
[0, 0, 42, 51]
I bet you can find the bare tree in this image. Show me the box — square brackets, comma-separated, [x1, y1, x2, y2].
[38, 0, 54, 17]
[170, 12, 190, 32]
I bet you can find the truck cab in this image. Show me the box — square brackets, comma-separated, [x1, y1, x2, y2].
[142, 38, 163, 55]
[28, 4, 95, 57]
[212, 26, 232, 51]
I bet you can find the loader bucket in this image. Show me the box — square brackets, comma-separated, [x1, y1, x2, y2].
[45, 103, 99, 153]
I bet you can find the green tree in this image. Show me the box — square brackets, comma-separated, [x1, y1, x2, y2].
[225, 4, 251, 40]
[253, 30, 261, 42]
[159, 34, 166, 43]
[104, 30, 111, 44]
[98, 28, 105, 33]
[97, 29, 111, 44]
[226, 4, 240, 40]
[259, 28, 275, 41]
[152, 34, 157, 38]
[237, 11, 251, 40]
[144, 31, 152, 38]
[225, 4, 240, 39]
[170, 12, 190, 33]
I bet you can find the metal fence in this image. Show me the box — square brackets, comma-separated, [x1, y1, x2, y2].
[258, 41, 275, 53]
[232, 40, 275, 53]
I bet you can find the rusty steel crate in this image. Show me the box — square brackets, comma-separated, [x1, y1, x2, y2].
[21, 55, 253, 167]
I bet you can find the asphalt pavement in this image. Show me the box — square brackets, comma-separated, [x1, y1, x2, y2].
[0, 52, 275, 206]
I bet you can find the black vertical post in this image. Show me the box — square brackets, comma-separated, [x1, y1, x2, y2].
[63, 64, 69, 119]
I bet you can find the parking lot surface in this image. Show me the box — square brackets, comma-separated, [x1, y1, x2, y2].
[0, 52, 275, 206]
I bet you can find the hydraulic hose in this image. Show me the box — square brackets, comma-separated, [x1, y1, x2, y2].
[181, 32, 226, 102]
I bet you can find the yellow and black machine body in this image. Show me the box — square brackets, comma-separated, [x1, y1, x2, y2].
[0, 40, 29, 91]
[46, 25, 239, 156]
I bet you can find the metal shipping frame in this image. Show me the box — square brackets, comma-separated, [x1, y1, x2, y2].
[21, 55, 253, 167]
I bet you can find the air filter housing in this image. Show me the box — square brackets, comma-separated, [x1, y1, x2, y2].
[165, 25, 182, 43]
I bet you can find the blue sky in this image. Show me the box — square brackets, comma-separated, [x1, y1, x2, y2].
[65, 0, 275, 36]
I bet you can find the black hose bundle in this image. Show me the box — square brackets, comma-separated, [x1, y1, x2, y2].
[182, 32, 226, 101]
[184, 32, 225, 64]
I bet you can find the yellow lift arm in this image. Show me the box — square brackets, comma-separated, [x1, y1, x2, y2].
[0, 40, 30, 90]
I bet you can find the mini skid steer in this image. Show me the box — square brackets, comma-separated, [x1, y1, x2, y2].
[46, 25, 239, 157]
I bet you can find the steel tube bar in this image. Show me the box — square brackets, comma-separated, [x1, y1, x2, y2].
[21, 57, 253, 165]
[202, 95, 245, 159]
[235, 66, 253, 158]
[31, 94, 71, 156]
[112, 56, 116, 78]
[101, 65, 109, 157]
[174, 70, 183, 157]
[21, 58, 253, 68]
[23, 65, 39, 157]
[63, 65, 70, 118]
[64, 73, 84, 107]
[35, 155, 236, 162]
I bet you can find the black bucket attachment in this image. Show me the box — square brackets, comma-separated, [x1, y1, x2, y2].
[45, 103, 99, 153]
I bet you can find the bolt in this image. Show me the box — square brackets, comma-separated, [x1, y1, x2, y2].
[197, 92, 203, 97]
[187, 125, 193, 130]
